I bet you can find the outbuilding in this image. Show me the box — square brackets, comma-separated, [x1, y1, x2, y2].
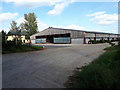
[30, 27, 120, 44]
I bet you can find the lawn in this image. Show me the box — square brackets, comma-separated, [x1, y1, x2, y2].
[2, 44, 43, 54]
[65, 45, 120, 89]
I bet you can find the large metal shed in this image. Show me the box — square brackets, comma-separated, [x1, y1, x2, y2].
[30, 27, 120, 44]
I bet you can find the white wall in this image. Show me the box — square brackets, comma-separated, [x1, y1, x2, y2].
[86, 38, 90, 44]
[72, 38, 83, 44]
[104, 38, 108, 40]
[31, 40, 35, 44]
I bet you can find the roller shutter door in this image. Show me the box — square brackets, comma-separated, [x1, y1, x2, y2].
[71, 38, 83, 44]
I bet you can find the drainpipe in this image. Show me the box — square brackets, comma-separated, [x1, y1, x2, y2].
[53, 35, 54, 43]
[41, 36, 42, 43]
[108, 37, 109, 41]
[84, 37, 86, 44]
[112, 38, 114, 40]
[59, 34, 61, 37]
[102, 37, 104, 41]
[94, 33, 96, 41]
[70, 37, 71, 44]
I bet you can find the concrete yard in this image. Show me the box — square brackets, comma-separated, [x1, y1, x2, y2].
[3, 43, 109, 88]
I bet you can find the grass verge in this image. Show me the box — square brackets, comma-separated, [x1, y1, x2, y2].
[65, 45, 120, 89]
[2, 45, 43, 54]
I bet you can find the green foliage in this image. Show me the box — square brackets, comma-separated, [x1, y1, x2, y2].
[19, 23, 26, 30]
[118, 39, 120, 46]
[89, 39, 117, 44]
[24, 12, 38, 39]
[2, 44, 42, 54]
[8, 21, 20, 35]
[65, 45, 120, 89]
[10, 21, 18, 31]
[2, 30, 7, 47]
[104, 45, 119, 51]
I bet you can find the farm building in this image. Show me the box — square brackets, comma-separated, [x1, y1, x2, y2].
[30, 27, 120, 44]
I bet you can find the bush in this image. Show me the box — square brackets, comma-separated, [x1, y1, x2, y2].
[89, 39, 117, 44]
[89, 40, 108, 44]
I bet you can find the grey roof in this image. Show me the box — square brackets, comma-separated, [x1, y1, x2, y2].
[47, 27, 117, 34]
[31, 27, 119, 37]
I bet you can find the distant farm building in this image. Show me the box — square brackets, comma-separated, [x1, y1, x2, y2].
[30, 27, 120, 44]
[7, 30, 30, 44]
[7, 35, 30, 43]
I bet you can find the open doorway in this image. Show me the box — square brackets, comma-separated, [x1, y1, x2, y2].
[46, 35, 54, 43]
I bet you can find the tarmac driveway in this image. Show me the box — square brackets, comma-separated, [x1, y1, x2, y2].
[3, 43, 109, 88]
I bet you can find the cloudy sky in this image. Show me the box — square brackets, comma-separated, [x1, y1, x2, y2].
[0, 0, 119, 33]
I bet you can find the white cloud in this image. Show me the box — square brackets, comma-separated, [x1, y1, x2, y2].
[96, 20, 116, 25]
[15, 17, 48, 31]
[4, 0, 65, 8]
[63, 24, 85, 30]
[86, 11, 106, 17]
[47, 1, 71, 15]
[50, 24, 85, 30]
[16, 17, 25, 25]
[37, 19, 48, 31]
[0, 12, 19, 23]
[16, 18, 85, 31]
[87, 11, 118, 25]
[4, 0, 72, 15]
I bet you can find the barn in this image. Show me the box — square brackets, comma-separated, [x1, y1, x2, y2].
[30, 27, 120, 44]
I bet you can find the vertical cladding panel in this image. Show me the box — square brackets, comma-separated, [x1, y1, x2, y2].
[71, 31, 74, 38]
[30, 35, 36, 40]
[115, 35, 118, 37]
[106, 34, 109, 37]
[77, 32, 80, 38]
[71, 38, 83, 44]
[73, 31, 76, 38]
[96, 34, 100, 37]
[110, 34, 114, 38]
[85, 33, 95, 37]
[71, 31, 85, 38]
[74, 31, 77, 38]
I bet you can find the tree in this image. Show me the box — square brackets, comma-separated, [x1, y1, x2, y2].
[10, 21, 18, 31]
[19, 23, 25, 31]
[2, 30, 7, 47]
[9, 21, 19, 35]
[24, 12, 38, 39]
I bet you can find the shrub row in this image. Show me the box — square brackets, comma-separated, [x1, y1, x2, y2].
[89, 39, 118, 44]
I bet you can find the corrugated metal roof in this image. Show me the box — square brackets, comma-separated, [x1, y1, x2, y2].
[47, 27, 117, 34]
[31, 27, 119, 37]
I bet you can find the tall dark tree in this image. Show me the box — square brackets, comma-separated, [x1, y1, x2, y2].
[24, 12, 38, 39]
[1, 30, 7, 47]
